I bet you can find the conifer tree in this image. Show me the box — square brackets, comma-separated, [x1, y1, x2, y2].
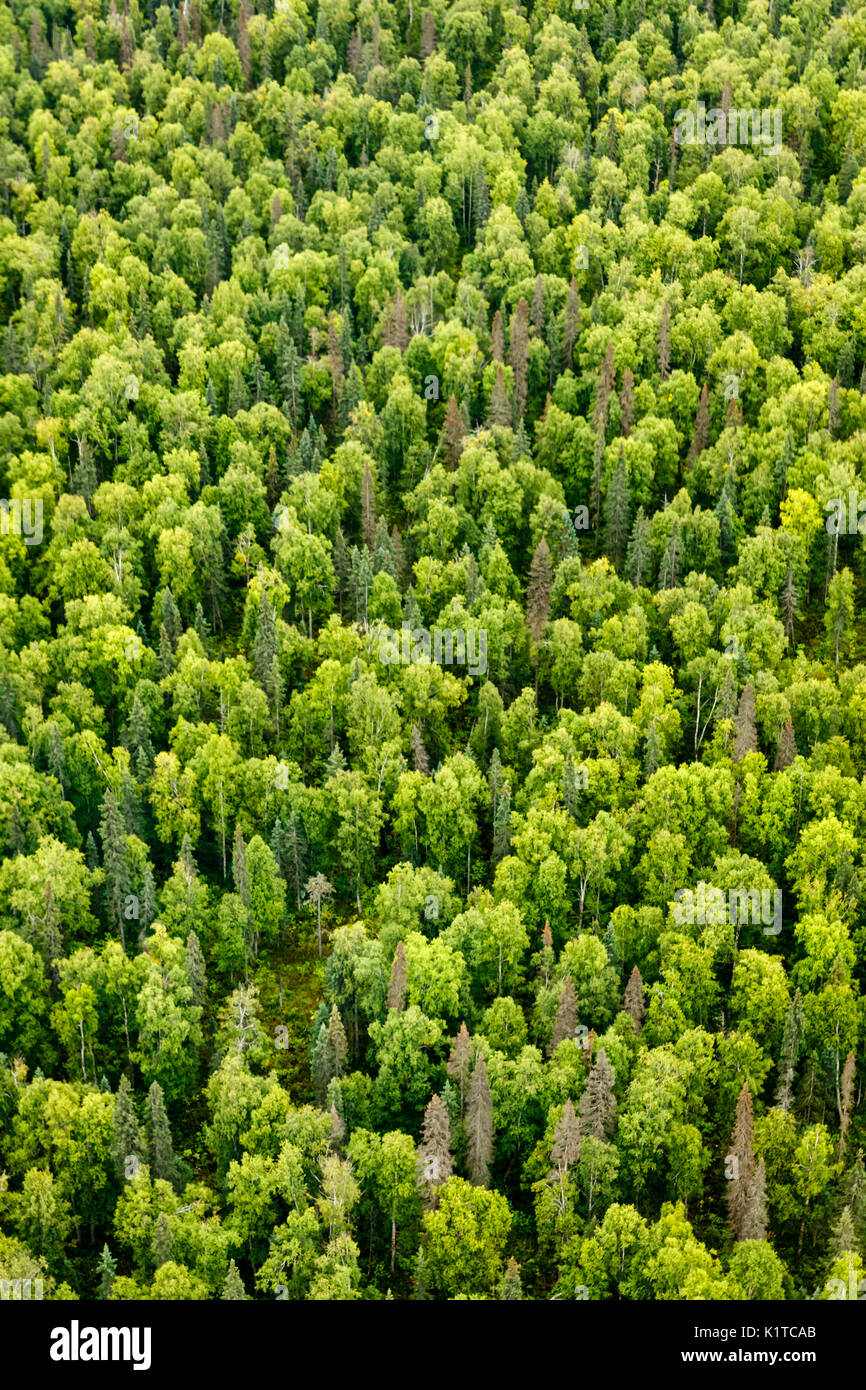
[732, 683, 758, 763]
[100, 788, 131, 951]
[604, 443, 631, 567]
[509, 297, 530, 421]
[727, 1082, 760, 1241]
[222, 1259, 247, 1299]
[780, 566, 799, 644]
[387, 940, 408, 1012]
[465, 1053, 494, 1187]
[658, 519, 682, 590]
[551, 1097, 582, 1173]
[828, 377, 840, 438]
[657, 301, 671, 380]
[305, 873, 335, 956]
[550, 975, 578, 1053]
[97, 1244, 117, 1299]
[361, 461, 376, 550]
[151, 1211, 173, 1268]
[312, 1005, 349, 1102]
[498, 1257, 523, 1299]
[418, 1094, 453, 1205]
[831, 1205, 857, 1258]
[411, 725, 430, 775]
[536, 922, 555, 988]
[474, 161, 490, 231]
[237, 2, 250, 84]
[593, 341, 615, 433]
[623, 966, 646, 1032]
[490, 309, 505, 363]
[626, 506, 652, 587]
[563, 277, 581, 369]
[232, 824, 250, 911]
[839, 1051, 856, 1158]
[329, 1099, 345, 1151]
[447, 1022, 473, 1114]
[328, 1004, 348, 1077]
[530, 274, 545, 335]
[112, 1076, 142, 1180]
[774, 716, 798, 771]
[526, 536, 553, 645]
[743, 1156, 768, 1241]
[619, 366, 634, 437]
[687, 384, 710, 461]
[390, 287, 408, 351]
[147, 1081, 178, 1186]
[444, 394, 465, 466]
[492, 779, 511, 864]
[579, 1049, 617, 1141]
[252, 591, 278, 691]
[487, 366, 511, 427]
[185, 931, 206, 1008]
[327, 312, 344, 406]
[420, 10, 435, 55]
[774, 993, 804, 1112]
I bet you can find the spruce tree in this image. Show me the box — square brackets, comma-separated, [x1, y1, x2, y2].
[185, 931, 206, 1008]
[252, 591, 278, 690]
[658, 519, 682, 590]
[492, 779, 511, 864]
[232, 824, 250, 911]
[151, 1211, 173, 1268]
[444, 394, 465, 466]
[623, 965, 646, 1031]
[839, 1050, 856, 1158]
[508, 297, 530, 421]
[465, 1053, 494, 1187]
[536, 922, 555, 988]
[498, 1257, 523, 1300]
[732, 683, 758, 763]
[773, 716, 798, 771]
[828, 376, 840, 438]
[329, 1100, 345, 1151]
[626, 506, 652, 587]
[222, 1258, 247, 1299]
[657, 300, 671, 380]
[530, 273, 545, 335]
[147, 1081, 178, 1186]
[550, 975, 578, 1053]
[97, 1243, 117, 1299]
[411, 725, 430, 775]
[563, 277, 581, 369]
[328, 1004, 348, 1077]
[112, 1076, 141, 1180]
[780, 566, 798, 644]
[361, 461, 376, 550]
[603, 443, 631, 567]
[726, 1082, 758, 1241]
[526, 537, 553, 645]
[551, 1097, 582, 1172]
[619, 366, 634, 437]
[687, 384, 709, 461]
[418, 1093, 453, 1205]
[490, 309, 505, 363]
[487, 366, 511, 427]
[447, 1022, 473, 1114]
[578, 1049, 617, 1140]
[387, 940, 408, 1012]
[100, 788, 130, 950]
[831, 1205, 858, 1258]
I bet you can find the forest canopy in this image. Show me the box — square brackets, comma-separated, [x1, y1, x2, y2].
[0, 0, 865, 1304]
